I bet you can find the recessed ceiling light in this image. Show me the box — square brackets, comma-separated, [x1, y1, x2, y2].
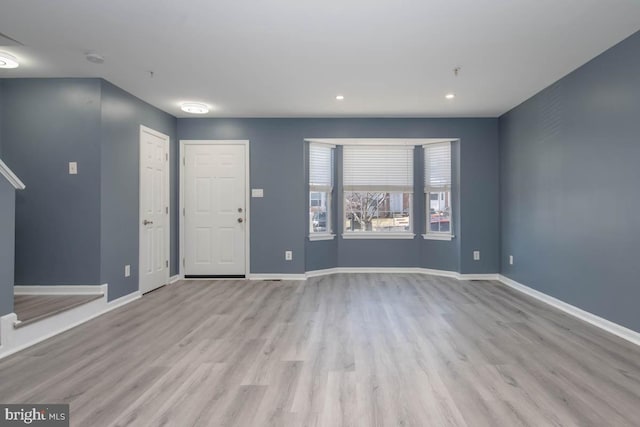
[336, 95, 345, 100]
[445, 93, 455, 100]
[0, 52, 19, 69]
[181, 102, 210, 114]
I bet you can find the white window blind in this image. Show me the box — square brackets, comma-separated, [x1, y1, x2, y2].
[343, 145, 414, 192]
[424, 142, 451, 192]
[309, 143, 333, 191]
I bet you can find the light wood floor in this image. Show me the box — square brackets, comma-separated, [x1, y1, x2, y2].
[14, 294, 104, 326]
[1, 274, 639, 426]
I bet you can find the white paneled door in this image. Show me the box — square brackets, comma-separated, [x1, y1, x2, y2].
[184, 143, 246, 276]
[139, 126, 170, 294]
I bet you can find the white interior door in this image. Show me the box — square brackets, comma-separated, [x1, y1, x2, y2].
[139, 126, 170, 293]
[184, 143, 246, 276]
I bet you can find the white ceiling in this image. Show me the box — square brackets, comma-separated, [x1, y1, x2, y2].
[1, 0, 639, 118]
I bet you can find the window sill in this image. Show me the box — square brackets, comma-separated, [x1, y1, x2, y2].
[342, 233, 415, 240]
[422, 233, 454, 241]
[309, 233, 336, 241]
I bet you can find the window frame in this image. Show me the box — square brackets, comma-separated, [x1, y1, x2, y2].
[423, 141, 454, 241]
[308, 143, 335, 241]
[342, 144, 416, 239]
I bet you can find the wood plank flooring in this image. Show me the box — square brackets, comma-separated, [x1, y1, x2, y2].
[14, 294, 104, 326]
[1, 274, 639, 426]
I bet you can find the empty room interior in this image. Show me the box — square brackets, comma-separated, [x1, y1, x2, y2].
[0, 1, 640, 426]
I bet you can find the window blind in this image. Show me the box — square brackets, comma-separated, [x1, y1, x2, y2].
[343, 145, 414, 192]
[424, 142, 451, 192]
[309, 143, 333, 191]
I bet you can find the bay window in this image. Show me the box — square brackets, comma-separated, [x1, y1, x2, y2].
[343, 144, 414, 238]
[309, 143, 334, 237]
[424, 141, 453, 239]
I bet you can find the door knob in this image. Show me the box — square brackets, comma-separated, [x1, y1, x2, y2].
[237, 218, 244, 223]
[143, 220, 154, 225]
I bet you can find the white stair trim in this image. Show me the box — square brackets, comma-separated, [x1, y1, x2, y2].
[0, 284, 141, 359]
[0, 158, 25, 190]
[14, 285, 105, 296]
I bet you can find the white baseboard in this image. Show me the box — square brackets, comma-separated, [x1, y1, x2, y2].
[459, 274, 500, 281]
[14, 285, 105, 296]
[250, 274, 307, 281]
[304, 267, 494, 281]
[305, 268, 341, 278]
[169, 275, 182, 284]
[0, 284, 141, 360]
[498, 274, 640, 347]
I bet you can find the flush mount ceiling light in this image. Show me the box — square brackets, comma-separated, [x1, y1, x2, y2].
[85, 53, 105, 64]
[0, 52, 19, 69]
[445, 93, 456, 100]
[181, 102, 210, 114]
[336, 95, 345, 100]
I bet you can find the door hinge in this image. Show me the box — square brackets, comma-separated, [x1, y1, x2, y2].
[182, 258, 185, 267]
[166, 206, 169, 214]
[183, 157, 185, 166]
[183, 207, 185, 216]
[165, 153, 169, 161]
[165, 260, 169, 268]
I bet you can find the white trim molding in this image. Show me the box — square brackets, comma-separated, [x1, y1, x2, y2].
[0, 285, 142, 360]
[169, 275, 182, 284]
[422, 233, 454, 241]
[459, 274, 500, 281]
[309, 233, 336, 241]
[0, 158, 26, 190]
[14, 285, 106, 296]
[305, 138, 456, 146]
[250, 274, 307, 281]
[342, 233, 415, 240]
[304, 267, 489, 280]
[498, 275, 640, 347]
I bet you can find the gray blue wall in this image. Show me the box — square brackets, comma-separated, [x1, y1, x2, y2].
[178, 118, 499, 275]
[499, 31, 640, 331]
[100, 81, 177, 300]
[0, 179, 15, 316]
[1, 79, 103, 286]
[0, 78, 177, 302]
[0, 80, 4, 155]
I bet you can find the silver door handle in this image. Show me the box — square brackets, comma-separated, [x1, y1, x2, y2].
[143, 220, 154, 225]
[237, 218, 244, 223]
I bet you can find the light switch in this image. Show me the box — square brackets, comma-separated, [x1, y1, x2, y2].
[69, 162, 78, 175]
[252, 188, 264, 198]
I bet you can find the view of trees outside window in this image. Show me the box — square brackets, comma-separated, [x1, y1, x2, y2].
[344, 191, 411, 232]
[428, 191, 451, 233]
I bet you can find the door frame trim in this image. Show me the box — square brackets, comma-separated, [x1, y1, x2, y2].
[139, 125, 171, 293]
[179, 140, 251, 278]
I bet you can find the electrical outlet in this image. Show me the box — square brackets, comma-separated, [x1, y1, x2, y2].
[285, 251, 293, 261]
[473, 251, 480, 261]
[125, 265, 131, 277]
[69, 162, 78, 175]
[509, 255, 514, 265]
